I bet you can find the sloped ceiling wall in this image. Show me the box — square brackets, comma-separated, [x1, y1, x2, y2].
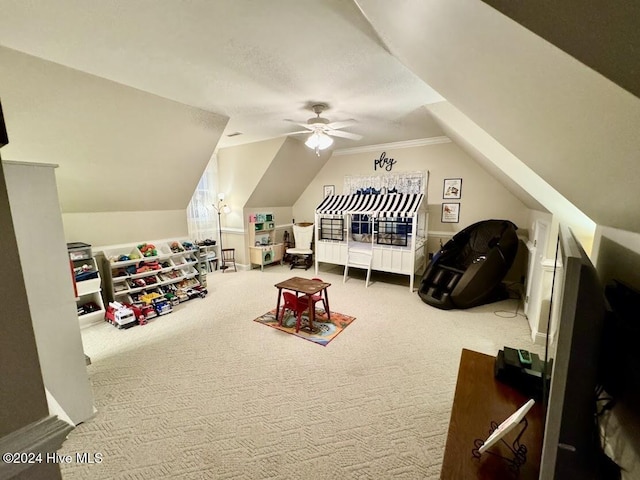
[0, 46, 227, 213]
[427, 101, 596, 245]
[357, 0, 640, 234]
[217, 136, 330, 229]
[245, 137, 331, 208]
[481, 0, 640, 99]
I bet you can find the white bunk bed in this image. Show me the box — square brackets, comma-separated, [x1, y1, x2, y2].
[314, 192, 427, 291]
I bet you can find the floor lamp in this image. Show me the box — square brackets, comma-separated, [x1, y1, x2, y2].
[213, 193, 231, 270]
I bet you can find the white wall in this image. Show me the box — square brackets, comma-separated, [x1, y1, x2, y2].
[217, 138, 286, 231]
[0, 46, 226, 214]
[4, 162, 94, 426]
[358, 0, 640, 234]
[0, 161, 52, 440]
[294, 140, 532, 254]
[62, 210, 188, 247]
[593, 227, 640, 291]
[217, 138, 308, 266]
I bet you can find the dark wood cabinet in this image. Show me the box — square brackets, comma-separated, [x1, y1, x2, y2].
[441, 349, 544, 480]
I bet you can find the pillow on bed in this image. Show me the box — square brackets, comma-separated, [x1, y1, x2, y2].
[351, 233, 371, 243]
[599, 400, 640, 480]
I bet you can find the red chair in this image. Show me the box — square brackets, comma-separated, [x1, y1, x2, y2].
[279, 291, 310, 333]
[310, 277, 330, 321]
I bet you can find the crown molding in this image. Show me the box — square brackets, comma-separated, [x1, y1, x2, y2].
[333, 136, 451, 156]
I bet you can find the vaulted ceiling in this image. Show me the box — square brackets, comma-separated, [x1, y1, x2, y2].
[0, 0, 638, 233]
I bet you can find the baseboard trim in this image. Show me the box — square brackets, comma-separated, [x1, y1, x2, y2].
[0, 416, 74, 479]
[532, 331, 548, 346]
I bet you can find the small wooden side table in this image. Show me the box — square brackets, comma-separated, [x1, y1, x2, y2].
[274, 277, 331, 332]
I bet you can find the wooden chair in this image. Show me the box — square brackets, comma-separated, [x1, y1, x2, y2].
[279, 291, 309, 332]
[310, 277, 330, 321]
[286, 223, 314, 270]
[220, 248, 237, 272]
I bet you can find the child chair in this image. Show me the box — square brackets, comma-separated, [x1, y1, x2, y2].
[279, 291, 310, 333]
[220, 248, 237, 272]
[310, 277, 330, 321]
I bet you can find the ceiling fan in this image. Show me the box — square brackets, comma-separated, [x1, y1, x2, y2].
[286, 103, 363, 155]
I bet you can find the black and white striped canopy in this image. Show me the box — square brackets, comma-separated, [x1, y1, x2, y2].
[316, 193, 424, 218]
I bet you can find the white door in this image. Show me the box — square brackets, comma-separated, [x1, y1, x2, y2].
[525, 220, 548, 335]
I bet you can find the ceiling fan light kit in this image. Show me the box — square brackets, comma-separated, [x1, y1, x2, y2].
[287, 102, 362, 156]
[305, 130, 334, 156]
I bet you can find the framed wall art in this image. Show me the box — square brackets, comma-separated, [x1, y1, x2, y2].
[323, 185, 335, 198]
[441, 203, 460, 223]
[443, 178, 462, 199]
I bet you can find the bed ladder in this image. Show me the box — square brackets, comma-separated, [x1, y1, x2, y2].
[343, 247, 372, 287]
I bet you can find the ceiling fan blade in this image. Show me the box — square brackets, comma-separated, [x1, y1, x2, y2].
[326, 119, 357, 130]
[284, 119, 314, 130]
[327, 129, 363, 140]
[285, 130, 314, 136]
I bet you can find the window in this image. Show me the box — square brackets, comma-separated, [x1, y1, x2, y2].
[320, 217, 344, 241]
[376, 217, 412, 247]
[351, 214, 371, 235]
[187, 155, 218, 242]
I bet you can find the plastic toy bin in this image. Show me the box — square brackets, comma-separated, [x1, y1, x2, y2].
[67, 242, 92, 261]
[76, 277, 102, 296]
[104, 246, 143, 265]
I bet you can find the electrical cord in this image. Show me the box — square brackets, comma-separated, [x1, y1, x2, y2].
[494, 299, 526, 318]
[494, 282, 526, 318]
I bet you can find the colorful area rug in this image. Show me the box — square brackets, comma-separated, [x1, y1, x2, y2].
[253, 308, 356, 346]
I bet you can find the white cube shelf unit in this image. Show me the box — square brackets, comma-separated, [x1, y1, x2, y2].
[67, 242, 106, 329]
[73, 257, 106, 328]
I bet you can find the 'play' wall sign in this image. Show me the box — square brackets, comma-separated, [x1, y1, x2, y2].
[374, 152, 396, 171]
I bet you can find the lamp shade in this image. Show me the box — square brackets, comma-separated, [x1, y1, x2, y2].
[305, 131, 333, 150]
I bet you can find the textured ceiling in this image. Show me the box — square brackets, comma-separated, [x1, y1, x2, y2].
[0, 0, 445, 150]
[2, 0, 639, 235]
[357, 0, 640, 234]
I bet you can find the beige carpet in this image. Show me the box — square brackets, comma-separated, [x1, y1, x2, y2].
[60, 264, 540, 479]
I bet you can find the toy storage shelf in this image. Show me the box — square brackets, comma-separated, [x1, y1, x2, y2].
[101, 240, 206, 303]
[198, 244, 218, 273]
[68, 249, 106, 329]
[248, 212, 284, 271]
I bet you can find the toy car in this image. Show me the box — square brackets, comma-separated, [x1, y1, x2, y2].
[193, 285, 208, 296]
[176, 290, 189, 302]
[140, 292, 162, 304]
[153, 297, 173, 315]
[105, 302, 137, 329]
[122, 302, 147, 325]
[141, 304, 158, 321]
[185, 288, 206, 300]
[164, 292, 180, 306]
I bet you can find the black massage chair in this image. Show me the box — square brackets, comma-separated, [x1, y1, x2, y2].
[418, 219, 519, 310]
